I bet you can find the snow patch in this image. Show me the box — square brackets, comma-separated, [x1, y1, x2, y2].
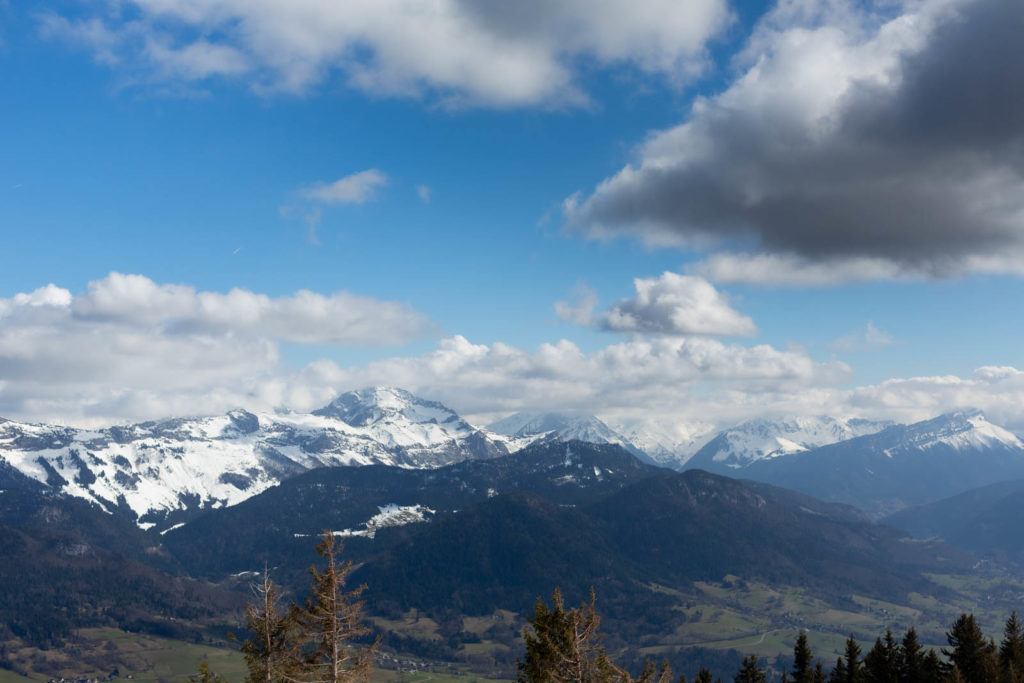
[331, 503, 436, 540]
[701, 416, 890, 468]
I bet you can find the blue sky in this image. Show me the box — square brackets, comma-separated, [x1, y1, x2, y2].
[2, 0, 1024, 433]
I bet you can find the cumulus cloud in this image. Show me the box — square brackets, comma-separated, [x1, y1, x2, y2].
[603, 273, 756, 336]
[0, 273, 845, 425]
[313, 346, 1024, 433]
[4, 278, 1024, 435]
[845, 366, 1024, 429]
[69, 272, 428, 345]
[556, 274, 756, 336]
[302, 170, 388, 205]
[39, 0, 731, 106]
[0, 274, 431, 424]
[314, 334, 848, 422]
[566, 0, 1024, 283]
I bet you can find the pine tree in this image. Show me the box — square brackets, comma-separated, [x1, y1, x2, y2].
[864, 630, 899, 683]
[793, 632, 815, 683]
[814, 662, 827, 683]
[920, 649, 943, 683]
[899, 628, 926, 683]
[943, 614, 997, 683]
[1000, 612, 1024, 683]
[733, 654, 766, 683]
[517, 588, 628, 683]
[833, 636, 863, 683]
[694, 668, 714, 683]
[830, 657, 847, 683]
[635, 659, 675, 683]
[298, 531, 378, 683]
[240, 573, 302, 683]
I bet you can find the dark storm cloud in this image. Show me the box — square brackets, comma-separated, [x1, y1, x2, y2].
[567, 0, 1024, 278]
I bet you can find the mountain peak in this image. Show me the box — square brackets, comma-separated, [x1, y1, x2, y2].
[313, 387, 462, 428]
[903, 409, 1021, 451]
[686, 414, 891, 470]
[488, 412, 614, 439]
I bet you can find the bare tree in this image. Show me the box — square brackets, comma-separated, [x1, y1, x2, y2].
[298, 532, 379, 683]
[240, 571, 302, 683]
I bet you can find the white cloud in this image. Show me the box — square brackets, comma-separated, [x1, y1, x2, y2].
[844, 367, 1024, 429]
[416, 185, 431, 203]
[285, 354, 1024, 437]
[830, 321, 894, 353]
[566, 0, 1024, 282]
[314, 334, 848, 423]
[302, 169, 388, 205]
[144, 37, 249, 80]
[67, 272, 429, 345]
[556, 273, 756, 336]
[39, 0, 732, 106]
[4, 278, 1024, 435]
[0, 274, 431, 424]
[0, 274, 846, 425]
[38, 14, 122, 65]
[603, 273, 756, 336]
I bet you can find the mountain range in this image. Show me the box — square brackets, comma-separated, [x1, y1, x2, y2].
[684, 415, 891, 471]
[726, 411, 1024, 517]
[4, 395, 1023, 679]
[0, 388, 506, 529]
[3, 388, 1024, 528]
[151, 439, 971, 621]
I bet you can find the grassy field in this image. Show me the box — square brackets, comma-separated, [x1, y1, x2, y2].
[0, 628, 247, 683]
[0, 626, 512, 683]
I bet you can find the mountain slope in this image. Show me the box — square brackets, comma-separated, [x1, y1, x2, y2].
[0, 523, 242, 647]
[739, 411, 1024, 517]
[589, 471, 960, 600]
[609, 418, 715, 469]
[162, 440, 661, 578]
[883, 479, 1024, 564]
[355, 468, 970, 621]
[685, 416, 889, 472]
[161, 444, 969, 626]
[489, 412, 625, 444]
[487, 412, 655, 461]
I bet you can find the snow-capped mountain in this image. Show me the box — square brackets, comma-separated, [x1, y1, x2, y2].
[0, 387, 505, 529]
[881, 409, 1023, 454]
[486, 412, 654, 461]
[608, 419, 716, 469]
[313, 387, 500, 462]
[735, 410, 1024, 517]
[685, 415, 890, 471]
[489, 412, 622, 443]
